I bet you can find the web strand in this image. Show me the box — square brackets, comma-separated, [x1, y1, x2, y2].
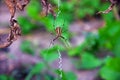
[56, 0, 61, 18]
[57, 0, 63, 79]
[57, 48, 63, 79]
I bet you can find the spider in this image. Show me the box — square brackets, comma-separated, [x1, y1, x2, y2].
[53, 27, 66, 42]
[49, 23, 67, 47]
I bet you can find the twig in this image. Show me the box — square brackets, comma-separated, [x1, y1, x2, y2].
[113, 5, 120, 20]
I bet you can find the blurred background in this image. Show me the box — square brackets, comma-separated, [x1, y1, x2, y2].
[0, 0, 120, 80]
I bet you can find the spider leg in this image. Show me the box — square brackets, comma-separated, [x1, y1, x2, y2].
[60, 36, 67, 41]
[49, 36, 59, 47]
[49, 40, 54, 48]
[60, 35, 71, 47]
[53, 36, 59, 42]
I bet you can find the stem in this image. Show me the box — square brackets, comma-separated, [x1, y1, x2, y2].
[113, 6, 120, 20]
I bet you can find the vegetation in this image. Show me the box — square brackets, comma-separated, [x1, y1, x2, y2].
[0, 0, 120, 80]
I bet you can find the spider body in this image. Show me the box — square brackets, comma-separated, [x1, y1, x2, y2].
[53, 27, 65, 41]
[55, 27, 62, 37]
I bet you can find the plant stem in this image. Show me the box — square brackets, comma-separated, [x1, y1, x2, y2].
[113, 6, 120, 20]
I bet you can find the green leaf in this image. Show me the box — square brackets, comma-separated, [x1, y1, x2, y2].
[25, 63, 45, 80]
[40, 46, 64, 63]
[68, 44, 85, 56]
[31, 63, 45, 74]
[55, 70, 77, 80]
[20, 40, 35, 55]
[0, 75, 14, 80]
[0, 75, 7, 80]
[26, 0, 41, 18]
[100, 67, 120, 80]
[65, 71, 77, 80]
[18, 17, 36, 34]
[100, 57, 120, 80]
[79, 53, 102, 69]
[99, 21, 120, 56]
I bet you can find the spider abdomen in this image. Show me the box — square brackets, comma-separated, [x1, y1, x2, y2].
[55, 27, 62, 36]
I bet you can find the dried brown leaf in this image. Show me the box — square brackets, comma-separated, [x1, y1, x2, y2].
[4, 0, 16, 20]
[41, 0, 56, 18]
[7, 19, 21, 42]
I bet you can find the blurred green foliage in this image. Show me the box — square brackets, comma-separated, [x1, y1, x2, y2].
[61, 71, 77, 80]
[0, 75, 14, 80]
[14, 0, 120, 80]
[25, 62, 45, 80]
[99, 21, 120, 57]
[18, 17, 37, 34]
[73, 52, 103, 70]
[18, 0, 102, 33]
[40, 45, 64, 63]
[100, 57, 120, 80]
[20, 40, 35, 55]
[76, 0, 100, 18]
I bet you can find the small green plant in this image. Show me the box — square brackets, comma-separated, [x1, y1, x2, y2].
[99, 20, 120, 56]
[0, 75, 14, 80]
[20, 40, 35, 55]
[100, 57, 120, 80]
[72, 52, 103, 70]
